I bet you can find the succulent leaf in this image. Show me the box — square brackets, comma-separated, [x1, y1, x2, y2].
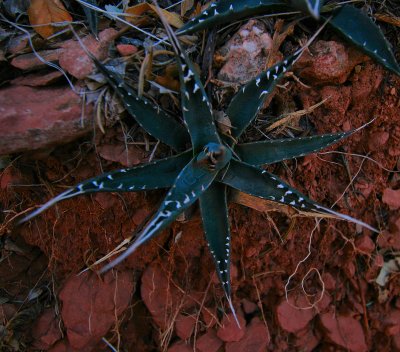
[222, 160, 377, 232]
[236, 130, 350, 165]
[160, 9, 221, 153]
[327, 5, 400, 76]
[20, 151, 192, 223]
[199, 183, 231, 296]
[178, 0, 287, 35]
[100, 145, 232, 272]
[93, 58, 191, 151]
[80, 0, 98, 36]
[227, 54, 299, 141]
[287, 0, 323, 19]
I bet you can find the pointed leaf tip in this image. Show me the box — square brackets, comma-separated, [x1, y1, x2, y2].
[327, 5, 400, 76]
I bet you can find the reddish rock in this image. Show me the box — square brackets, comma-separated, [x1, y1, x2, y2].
[355, 235, 375, 253]
[225, 317, 270, 352]
[217, 312, 246, 342]
[167, 341, 192, 352]
[295, 328, 320, 351]
[59, 28, 117, 79]
[382, 188, 400, 209]
[59, 270, 134, 351]
[319, 314, 367, 352]
[11, 49, 62, 70]
[32, 308, 62, 350]
[321, 272, 336, 291]
[276, 295, 316, 333]
[217, 20, 275, 83]
[295, 40, 366, 85]
[141, 263, 183, 329]
[0, 85, 93, 155]
[116, 44, 138, 57]
[196, 329, 223, 352]
[241, 298, 258, 314]
[175, 314, 196, 340]
[11, 70, 63, 87]
[384, 309, 400, 336]
[97, 143, 142, 167]
[368, 131, 390, 151]
[201, 306, 217, 328]
[377, 230, 400, 250]
[48, 339, 75, 352]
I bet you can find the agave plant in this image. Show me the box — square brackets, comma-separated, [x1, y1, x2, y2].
[178, 0, 400, 76]
[21, 4, 378, 323]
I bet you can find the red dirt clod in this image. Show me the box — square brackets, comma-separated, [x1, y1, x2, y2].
[355, 235, 375, 254]
[175, 313, 196, 340]
[241, 298, 258, 314]
[225, 317, 270, 352]
[368, 131, 390, 151]
[216, 312, 246, 342]
[32, 308, 62, 350]
[294, 40, 366, 85]
[59, 28, 117, 79]
[195, 329, 223, 352]
[276, 295, 316, 333]
[382, 188, 400, 209]
[319, 313, 368, 352]
[116, 44, 138, 57]
[59, 270, 134, 351]
[167, 340, 192, 352]
[0, 85, 93, 155]
[141, 263, 182, 329]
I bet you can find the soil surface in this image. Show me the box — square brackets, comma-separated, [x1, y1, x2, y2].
[1, 3, 400, 352]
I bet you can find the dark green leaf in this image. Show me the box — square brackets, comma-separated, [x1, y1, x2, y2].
[160, 13, 221, 153]
[227, 54, 299, 141]
[20, 151, 192, 223]
[222, 160, 377, 231]
[80, 0, 98, 37]
[287, 0, 323, 19]
[236, 130, 350, 165]
[178, 0, 287, 35]
[93, 58, 191, 151]
[100, 145, 232, 273]
[327, 5, 400, 76]
[199, 183, 231, 296]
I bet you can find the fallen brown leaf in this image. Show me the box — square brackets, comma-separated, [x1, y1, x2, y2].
[28, 0, 72, 39]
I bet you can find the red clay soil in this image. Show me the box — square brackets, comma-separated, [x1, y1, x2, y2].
[1, 43, 400, 351]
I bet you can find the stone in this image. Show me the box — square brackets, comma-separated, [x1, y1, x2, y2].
[59, 28, 117, 79]
[294, 40, 366, 85]
[0, 85, 93, 155]
[382, 188, 400, 210]
[355, 235, 375, 254]
[11, 70, 63, 87]
[167, 341, 192, 352]
[59, 270, 134, 351]
[175, 314, 196, 340]
[195, 329, 223, 352]
[116, 44, 138, 57]
[216, 312, 246, 342]
[11, 49, 62, 70]
[97, 143, 142, 167]
[32, 308, 62, 350]
[276, 295, 315, 333]
[368, 131, 390, 151]
[319, 314, 367, 352]
[217, 20, 274, 84]
[225, 317, 270, 352]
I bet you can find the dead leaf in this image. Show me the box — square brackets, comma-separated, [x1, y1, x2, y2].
[126, 3, 183, 28]
[181, 0, 194, 16]
[28, 0, 72, 39]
